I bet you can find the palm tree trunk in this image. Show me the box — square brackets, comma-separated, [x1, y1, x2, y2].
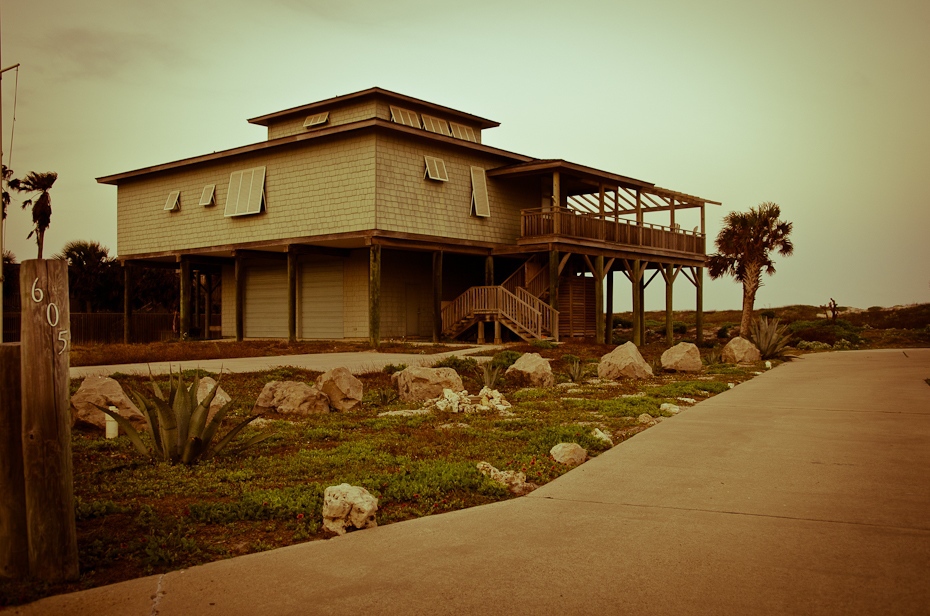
[37, 232, 44, 260]
[740, 264, 761, 336]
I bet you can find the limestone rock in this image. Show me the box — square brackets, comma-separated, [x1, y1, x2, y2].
[591, 428, 614, 446]
[377, 409, 431, 417]
[316, 367, 363, 412]
[477, 462, 537, 496]
[505, 353, 554, 388]
[598, 342, 653, 380]
[550, 442, 587, 467]
[677, 397, 697, 405]
[322, 484, 378, 536]
[70, 376, 146, 431]
[660, 342, 703, 373]
[253, 381, 330, 415]
[392, 367, 463, 403]
[722, 337, 762, 364]
[638, 413, 655, 425]
[660, 403, 680, 415]
[196, 377, 231, 423]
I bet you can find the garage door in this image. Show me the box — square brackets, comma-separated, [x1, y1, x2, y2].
[244, 264, 288, 338]
[300, 258, 344, 339]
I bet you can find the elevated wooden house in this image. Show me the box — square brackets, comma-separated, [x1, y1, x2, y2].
[97, 87, 718, 345]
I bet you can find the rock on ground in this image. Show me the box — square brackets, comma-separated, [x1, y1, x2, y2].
[322, 484, 378, 536]
[722, 337, 762, 364]
[316, 367, 363, 412]
[638, 413, 655, 425]
[196, 377, 231, 423]
[660, 342, 703, 373]
[598, 342, 653, 380]
[70, 376, 146, 431]
[550, 442, 587, 467]
[660, 403, 680, 415]
[392, 366, 463, 403]
[253, 381, 330, 415]
[477, 462, 537, 496]
[591, 428, 614, 446]
[505, 353, 555, 388]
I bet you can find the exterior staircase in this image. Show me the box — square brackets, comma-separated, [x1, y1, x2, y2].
[441, 255, 559, 342]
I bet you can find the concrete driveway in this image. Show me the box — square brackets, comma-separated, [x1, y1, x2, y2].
[20, 348, 930, 615]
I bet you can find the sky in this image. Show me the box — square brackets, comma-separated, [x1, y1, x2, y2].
[1, 0, 928, 312]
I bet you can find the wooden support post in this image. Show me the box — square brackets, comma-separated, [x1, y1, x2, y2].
[605, 266, 614, 344]
[548, 250, 559, 310]
[122, 263, 132, 344]
[552, 172, 561, 235]
[192, 269, 200, 336]
[369, 245, 381, 348]
[204, 274, 213, 340]
[696, 267, 704, 344]
[0, 343, 28, 579]
[432, 251, 443, 343]
[19, 260, 79, 582]
[632, 260, 642, 347]
[493, 319, 502, 345]
[477, 320, 485, 344]
[484, 255, 494, 286]
[594, 255, 605, 344]
[234, 252, 244, 341]
[665, 264, 674, 345]
[179, 257, 191, 339]
[287, 248, 298, 344]
[639, 267, 646, 345]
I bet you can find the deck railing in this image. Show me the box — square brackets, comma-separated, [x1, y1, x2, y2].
[521, 207, 705, 254]
[441, 286, 544, 339]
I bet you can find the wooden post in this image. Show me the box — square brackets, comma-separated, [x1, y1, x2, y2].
[605, 266, 614, 344]
[19, 260, 79, 582]
[0, 343, 28, 579]
[179, 257, 191, 339]
[287, 248, 298, 344]
[638, 267, 646, 345]
[632, 260, 642, 347]
[484, 255, 494, 286]
[696, 267, 704, 344]
[552, 172, 561, 235]
[369, 245, 381, 348]
[122, 263, 132, 344]
[665, 264, 674, 345]
[477, 320, 485, 344]
[192, 269, 200, 336]
[234, 252, 244, 341]
[205, 273, 213, 340]
[594, 255, 604, 344]
[493, 320, 502, 345]
[432, 251, 443, 343]
[548, 250, 559, 310]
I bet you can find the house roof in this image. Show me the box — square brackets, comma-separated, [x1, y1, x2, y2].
[246, 87, 501, 130]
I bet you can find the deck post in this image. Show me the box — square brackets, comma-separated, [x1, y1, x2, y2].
[234, 252, 244, 341]
[594, 255, 604, 344]
[552, 172, 561, 235]
[179, 257, 191, 339]
[493, 319, 502, 345]
[696, 267, 704, 344]
[122, 263, 132, 344]
[605, 265, 614, 344]
[287, 247, 298, 344]
[192, 269, 200, 336]
[665, 264, 674, 345]
[432, 251, 443, 343]
[369, 245, 381, 348]
[639, 268, 646, 345]
[204, 273, 213, 340]
[484, 255, 494, 286]
[0, 343, 27, 579]
[477, 320, 485, 344]
[631, 260, 642, 346]
[548, 250, 559, 310]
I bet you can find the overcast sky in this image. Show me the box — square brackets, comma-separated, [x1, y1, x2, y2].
[1, 0, 927, 312]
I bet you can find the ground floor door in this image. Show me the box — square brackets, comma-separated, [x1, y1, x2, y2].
[244, 264, 288, 338]
[300, 258, 344, 339]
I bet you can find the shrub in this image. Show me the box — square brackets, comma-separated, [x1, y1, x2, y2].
[673, 321, 688, 335]
[612, 316, 633, 329]
[481, 363, 503, 389]
[760, 309, 776, 319]
[382, 363, 406, 375]
[432, 355, 478, 374]
[562, 354, 584, 383]
[530, 339, 557, 350]
[490, 350, 522, 370]
[716, 326, 729, 339]
[611, 332, 631, 345]
[797, 340, 832, 350]
[748, 317, 792, 360]
[98, 368, 272, 465]
[867, 306, 883, 312]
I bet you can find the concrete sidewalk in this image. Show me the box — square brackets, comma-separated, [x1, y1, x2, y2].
[69, 345, 498, 379]
[19, 349, 930, 615]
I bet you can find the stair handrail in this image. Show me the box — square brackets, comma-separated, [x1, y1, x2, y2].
[516, 287, 558, 337]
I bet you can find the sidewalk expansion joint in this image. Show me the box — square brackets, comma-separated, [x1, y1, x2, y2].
[150, 574, 166, 616]
[535, 495, 930, 533]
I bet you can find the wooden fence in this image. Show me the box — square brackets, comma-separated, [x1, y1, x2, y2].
[2, 313, 221, 345]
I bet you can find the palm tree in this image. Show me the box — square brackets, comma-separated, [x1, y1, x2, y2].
[55, 240, 119, 313]
[10, 171, 58, 259]
[1, 164, 12, 221]
[708, 202, 794, 337]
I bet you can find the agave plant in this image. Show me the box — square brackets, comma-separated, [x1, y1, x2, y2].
[748, 317, 792, 360]
[562, 354, 584, 383]
[481, 362, 503, 389]
[98, 368, 272, 465]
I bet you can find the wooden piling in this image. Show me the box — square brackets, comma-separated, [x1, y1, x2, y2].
[0, 343, 28, 579]
[19, 259, 79, 582]
[369, 245, 381, 348]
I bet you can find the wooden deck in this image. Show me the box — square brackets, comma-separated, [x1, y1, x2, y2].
[519, 208, 705, 257]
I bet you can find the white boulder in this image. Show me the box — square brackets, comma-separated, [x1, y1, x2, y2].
[591, 428, 614, 446]
[598, 342, 653, 380]
[638, 413, 655, 425]
[505, 353, 554, 388]
[392, 367, 464, 403]
[660, 403, 680, 415]
[722, 337, 762, 364]
[316, 367, 363, 412]
[660, 342, 703, 373]
[477, 462, 537, 496]
[550, 442, 587, 467]
[322, 484, 378, 536]
[196, 377, 231, 423]
[70, 376, 146, 431]
[253, 381, 330, 415]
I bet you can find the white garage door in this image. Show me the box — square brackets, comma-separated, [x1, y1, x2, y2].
[300, 258, 344, 339]
[244, 264, 288, 338]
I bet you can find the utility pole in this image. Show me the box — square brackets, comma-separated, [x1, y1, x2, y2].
[0, 0, 20, 342]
